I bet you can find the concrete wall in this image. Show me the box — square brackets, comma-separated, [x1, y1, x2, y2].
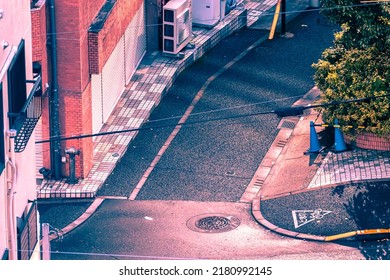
[0, 0, 38, 259]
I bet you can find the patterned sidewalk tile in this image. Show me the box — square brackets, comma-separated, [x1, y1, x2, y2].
[308, 150, 390, 188]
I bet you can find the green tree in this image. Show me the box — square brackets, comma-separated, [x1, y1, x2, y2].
[313, 1, 390, 136]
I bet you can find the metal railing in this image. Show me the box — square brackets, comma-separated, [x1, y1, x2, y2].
[9, 76, 42, 153]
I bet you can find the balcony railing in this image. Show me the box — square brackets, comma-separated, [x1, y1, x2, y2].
[8, 76, 42, 153]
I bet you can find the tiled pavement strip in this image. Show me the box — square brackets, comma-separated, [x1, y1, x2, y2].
[308, 149, 390, 188]
[37, 0, 390, 199]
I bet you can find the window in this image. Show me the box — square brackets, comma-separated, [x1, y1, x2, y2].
[7, 40, 27, 129]
[0, 83, 4, 173]
[17, 202, 38, 260]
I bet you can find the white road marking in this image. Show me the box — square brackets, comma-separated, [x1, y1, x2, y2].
[292, 209, 332, 228]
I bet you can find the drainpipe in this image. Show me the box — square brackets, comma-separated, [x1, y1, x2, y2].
[6, 129, 17, 260]
[48, 0, 62, 179]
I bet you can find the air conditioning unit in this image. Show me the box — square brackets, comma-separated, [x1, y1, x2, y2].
[162, 0, 192, 56]
[192, 0, 220, 28]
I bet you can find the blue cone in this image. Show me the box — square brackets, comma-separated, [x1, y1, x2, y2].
[308, 121, 321, 153]
[333, 119, 347, 152]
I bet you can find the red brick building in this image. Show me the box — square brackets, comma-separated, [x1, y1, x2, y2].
[32, 0, 152, 179]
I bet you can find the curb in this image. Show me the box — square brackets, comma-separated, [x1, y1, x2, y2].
[49, 197, 106, 241]
[250, 87, 329, 242]
[252, 194, 326, 241]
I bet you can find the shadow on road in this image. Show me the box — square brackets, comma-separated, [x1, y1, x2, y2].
[346, 182, 390, 260]
[334, 181, 390, 260]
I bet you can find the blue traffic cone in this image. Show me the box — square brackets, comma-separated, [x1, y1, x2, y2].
[308, 121, 321, 153]
[333, 119, 348, 152]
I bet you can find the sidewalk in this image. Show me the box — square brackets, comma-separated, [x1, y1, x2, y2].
[251, 87, 390, 241]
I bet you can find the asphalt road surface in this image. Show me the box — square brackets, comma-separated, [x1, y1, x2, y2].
[97, 11, 338, 202]
[37, 11, 390, 261]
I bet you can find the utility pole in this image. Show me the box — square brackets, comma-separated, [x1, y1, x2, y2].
[281, 0, 286, 35]
[41, 223, 51, 260]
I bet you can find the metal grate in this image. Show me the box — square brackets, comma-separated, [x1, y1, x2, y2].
[12, 76, 42, 152]
[196, 216, 231, 230]
[187, 214, 240, 233]
[276, 139, 288, 148]
[280, 120, 297, 130]
[14, 116, 41, 152]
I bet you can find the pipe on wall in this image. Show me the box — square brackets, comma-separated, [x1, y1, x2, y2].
[5, 129, 17, 260]
[48, 0, 62, 179]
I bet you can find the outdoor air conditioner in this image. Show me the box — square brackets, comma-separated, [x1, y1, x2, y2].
[192, 0, 220, 28]
[162, 0, 192, 55]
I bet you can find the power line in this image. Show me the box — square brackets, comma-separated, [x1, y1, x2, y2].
[38, 2, 388, 39]
[36, 110, 276, 144]
[274, 93, 390, 117]
[35, 93, 390, 144]
[32, 113, 282, 156]
[36, 95, 304, 141]
[119, 94, 304, 124]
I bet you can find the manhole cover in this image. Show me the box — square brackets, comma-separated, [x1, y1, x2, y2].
[187, 214, 240, 233]
[196, 216, 230, 230]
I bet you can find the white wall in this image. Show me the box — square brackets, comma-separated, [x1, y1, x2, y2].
[91, 3, 146, 134]
[0, 0, 37, 259]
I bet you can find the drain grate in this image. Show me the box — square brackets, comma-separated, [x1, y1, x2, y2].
[196, 216, 230, 230]
[187, 214, 240, 233]
[276, 139, 288, 148]
[280, 120, 297, 130]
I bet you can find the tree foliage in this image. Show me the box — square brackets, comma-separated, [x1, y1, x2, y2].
[313, 1, 390, 135]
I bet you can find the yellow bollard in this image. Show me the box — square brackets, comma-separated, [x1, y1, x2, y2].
[268, 0, 282, 40]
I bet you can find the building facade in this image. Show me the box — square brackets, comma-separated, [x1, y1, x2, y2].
[0, 0, 41, 260]
[34, 0, 147, 180]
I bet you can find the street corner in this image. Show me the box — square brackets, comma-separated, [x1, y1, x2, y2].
[253, 180, 390, 242]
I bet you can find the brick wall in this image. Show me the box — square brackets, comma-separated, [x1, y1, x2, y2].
[59, 85, 92, 178]
[52, 0, 100, 178]
[346, 132, 390, 151]
[55, 0, 81, 91]
[31, 7, 42, 61]
[88, 0, 144, 74]
[53, 0, 141, 178]
[88, 32, 99, 74]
